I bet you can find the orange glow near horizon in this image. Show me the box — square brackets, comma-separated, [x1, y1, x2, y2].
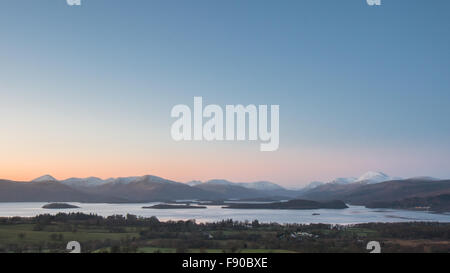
[1, 143, 440, 186]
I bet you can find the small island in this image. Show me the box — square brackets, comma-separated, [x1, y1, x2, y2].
[42, 203, 80, 209]
[143, 204, 207, 209]
[223, 199, 348, 210]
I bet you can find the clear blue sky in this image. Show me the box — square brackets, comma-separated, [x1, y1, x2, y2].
[0, 0, 449, 185]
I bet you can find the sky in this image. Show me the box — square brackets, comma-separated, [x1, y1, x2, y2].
[0, 0, 449, 186]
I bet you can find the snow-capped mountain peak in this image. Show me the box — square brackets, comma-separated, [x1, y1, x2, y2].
[61, 177, 108, 187]
[302, 181, 325, 190]
[31, 175, 57, 182]
[356, 171, 397, 184]
[331, 177, 357, 185]
[201, 179, 285, 191]
[325, 171, 401, 186]
[237, 181, 285, 191]
[205, 179, 235, 186]
[187, 180, 203, 186]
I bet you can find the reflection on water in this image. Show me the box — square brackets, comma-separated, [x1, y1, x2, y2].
[0, 202, 448, 224]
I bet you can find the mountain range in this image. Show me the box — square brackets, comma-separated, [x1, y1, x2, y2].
[0, 172, 448, 211]
[299, 177, 450, 205]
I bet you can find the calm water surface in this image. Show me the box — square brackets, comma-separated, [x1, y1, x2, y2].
[0, 202, 449, 224]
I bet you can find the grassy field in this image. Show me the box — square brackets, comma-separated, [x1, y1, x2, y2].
[0, 224, 138, 245]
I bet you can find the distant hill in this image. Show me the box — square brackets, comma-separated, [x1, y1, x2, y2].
[0, 175, 295, 203]
[291, 171, 401, 192]
[193, 182, 270, 199]
[60, 177, 109, 188]
[31, 175, 57, 183]
[193, 180, 299, 199]
[1, 174, 448, 208]
[0, 179, 123, 202]
[366, 194, 450, 212]
[186, 180, 203, 187]
[84, 175, 222, 202]
[326, 171, 400, 185]
[299, 179, 450, 206]
[236, 181, 286, 191]
[355, 171, 399, 184]
[192, 179, 286, 191]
